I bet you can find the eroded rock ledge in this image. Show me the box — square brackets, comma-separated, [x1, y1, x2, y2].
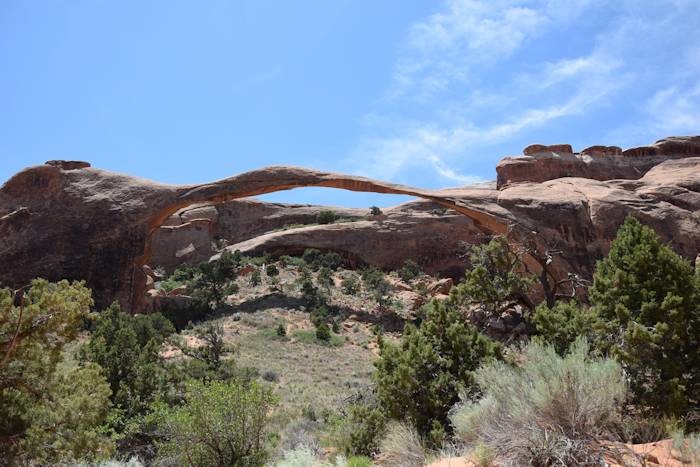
[496, 136, 700, 188]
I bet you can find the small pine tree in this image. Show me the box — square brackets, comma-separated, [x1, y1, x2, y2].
[369, 206, 382, 216]
[276, 323, 286, 337]
[318, 266, 334, 290]
[316, 321, 331, 342]
[530, 301, 603, 356]
[374, 299, 501, 445]
[589, 216, 699, 418]
[317, 210, 337, 224]
[299, 268, 324, 308]
[398, 259, 422, 282]
[265, 264, 279, 278]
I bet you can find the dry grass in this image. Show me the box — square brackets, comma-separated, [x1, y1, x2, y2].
[377, 422, 425, 467]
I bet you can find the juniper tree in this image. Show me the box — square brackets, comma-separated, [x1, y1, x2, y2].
[589, 216, 699, 418]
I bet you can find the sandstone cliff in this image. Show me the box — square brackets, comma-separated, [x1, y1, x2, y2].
[496, 136, 700, 188]
[1, 136, 698, 312]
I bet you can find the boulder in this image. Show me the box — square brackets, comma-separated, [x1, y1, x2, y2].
[238, 265, 257, 277]
[396, 290, 426, 311]
[523, 144, 574, 155]
[581, 145, 622, 157]
[427, 278, 453, 296]
[167, 285, 188, 296]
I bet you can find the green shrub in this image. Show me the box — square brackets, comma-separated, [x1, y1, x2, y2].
[266, 264, 279, 277]
[161, 250, 242, 314]
[374, 299, 500, 444]
[318, 266, 334, 290]
[451, 338, 626, 466]
[169, 322, 231, 372]
[398, 259, 422, 282]
[81, 303, 174, 422]
[341, 275, 360, 295]
[336, 398, 387, 457]
[302, 248, 322, 266]
[309, 305, 329, 327]
[280, 255, 307, 268]
[299, 269, 325, 308]
[159, 263, 197, 292]
[318, 252, 343, 271]
[303, 249, 343, 271]
[317, 210, 337, 224]
[249, 269, 261, 286]
[589, 216, 700, 418]
[471, 443, 496, 467]
[276, 323, 287, 337]
[243, 254, 270, 267]
[361, 267, 392, 310]
[530, 301, 602, 355]
[347, 456, 373, 467]
[159, 299, 209, 331]
[292, 330, 344, 347]
[369, 206, 382, 216]
[315, 321, 331, 342]
[152, 379, 277, 466]
[361, 266, 385, 290]
[450, 236, 534, 316]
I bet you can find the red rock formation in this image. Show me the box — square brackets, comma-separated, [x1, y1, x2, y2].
[209, 200, 487, 279]
[496, 136, 700, 188]
[151, 200, 368, 272]
[1, 138, 698, 313]
[0, 163, 506, 312]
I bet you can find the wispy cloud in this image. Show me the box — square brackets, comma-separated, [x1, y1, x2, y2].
[350, 0, 700, 185]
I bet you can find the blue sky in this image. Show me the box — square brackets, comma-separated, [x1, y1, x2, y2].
[2, 0, 699, 207]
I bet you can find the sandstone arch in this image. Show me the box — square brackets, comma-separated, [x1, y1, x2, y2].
[3, 145, 698, 313]
[0, 163, 510, 312]
[135, 166, 512, 311]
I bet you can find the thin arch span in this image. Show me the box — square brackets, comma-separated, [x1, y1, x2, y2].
[133, 166, 512, 310]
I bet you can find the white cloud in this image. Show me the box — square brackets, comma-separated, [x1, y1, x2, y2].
[645, 83, 700, 134]
[391, 0, 548, 99]
[351, 0, 700, 184]
[353, 73, 621, 182]
[426, 154, 484, 184]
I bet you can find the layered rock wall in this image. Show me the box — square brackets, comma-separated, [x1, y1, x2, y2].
[496, 136, 700, 188]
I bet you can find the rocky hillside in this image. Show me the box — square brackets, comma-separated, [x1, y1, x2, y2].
[1, 136, 699, 312]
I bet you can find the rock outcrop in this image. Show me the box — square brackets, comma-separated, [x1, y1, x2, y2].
[151, 201, 368, 273]
[1, 137, 698, 313]
[0, 162, 504, 312]
[209, 200, 487, 279]
[496, 136, 700, 189]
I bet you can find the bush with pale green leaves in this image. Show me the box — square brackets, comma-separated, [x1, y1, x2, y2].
[451, 338, 626, 466]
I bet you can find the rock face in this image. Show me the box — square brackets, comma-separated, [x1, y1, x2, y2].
[496, 136, 700, 189]
[210, 200, 487, 279]
[151, 201, 368, 273]
[1, 136, 699, 313]
[0, 163, 503, 312]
